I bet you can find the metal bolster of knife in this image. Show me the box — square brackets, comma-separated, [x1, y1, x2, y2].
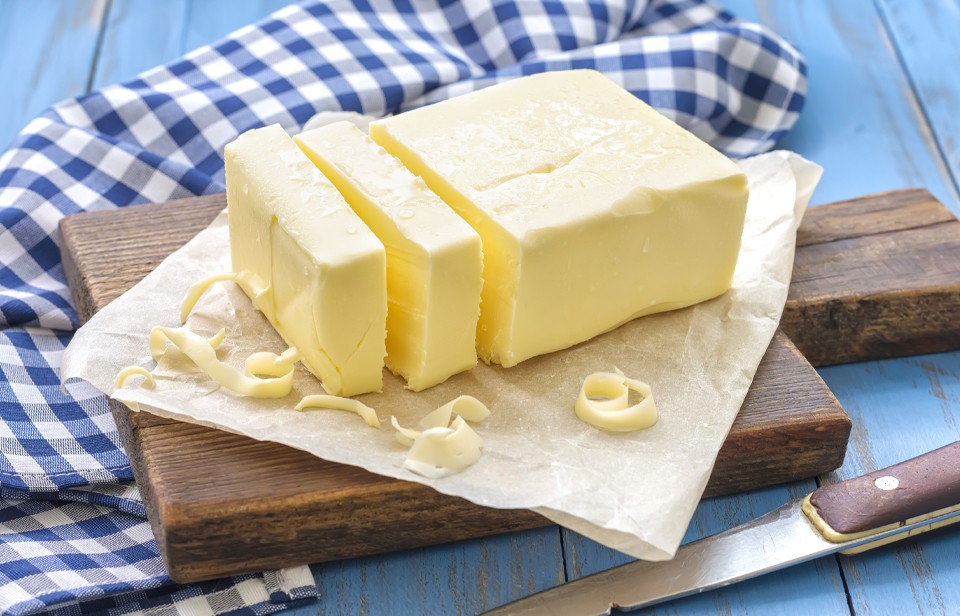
[801, 441, 960, 555]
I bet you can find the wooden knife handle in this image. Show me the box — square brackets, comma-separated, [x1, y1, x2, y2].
[808, 441, 960, 537]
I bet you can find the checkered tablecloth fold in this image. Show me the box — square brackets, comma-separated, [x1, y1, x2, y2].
[0, 495, 317, 616]
[0, 1, 806, 614]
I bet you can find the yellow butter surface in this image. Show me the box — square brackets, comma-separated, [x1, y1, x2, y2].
[225, 124, 386, 395]
[371, 70, 749, 366]
[295, 122, 482, 391]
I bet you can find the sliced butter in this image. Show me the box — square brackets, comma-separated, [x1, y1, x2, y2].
[295, 122, 483, 391]
[371, 70, 749, 367]
[225, 124, 387, 396]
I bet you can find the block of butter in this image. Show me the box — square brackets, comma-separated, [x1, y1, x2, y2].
[371, 70, 749, 367]
[295, 122, 483, 391]
[225, 124, 387, 396]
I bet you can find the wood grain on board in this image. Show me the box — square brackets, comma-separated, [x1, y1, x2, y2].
[55, 188, 898, 581]
[783, 188, 960, 365]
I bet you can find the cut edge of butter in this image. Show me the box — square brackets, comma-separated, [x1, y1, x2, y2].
[225, 123, 387, 397]
[294, 121, 483, 392]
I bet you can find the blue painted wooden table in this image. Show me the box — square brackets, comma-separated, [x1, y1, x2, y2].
[3, 1, 958, 613]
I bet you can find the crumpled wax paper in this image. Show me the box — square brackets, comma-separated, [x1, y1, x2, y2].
[62, 150, 821, 561]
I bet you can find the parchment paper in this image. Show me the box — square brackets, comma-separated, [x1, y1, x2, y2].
[62, 151, 821, 561]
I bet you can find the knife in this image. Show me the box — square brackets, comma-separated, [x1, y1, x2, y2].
[485, 441, 960, 615]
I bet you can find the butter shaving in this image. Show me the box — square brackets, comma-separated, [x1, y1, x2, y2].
[392, 396, 489, 476]
[419, 395, 490, 429]
[150, 325, 295, 398]
[205, 328, 226, 349]
[246, 347, 301, 377]
[296, 394, 380, 428]
[403, 417, 484, 479]
[390, 416, 421, 447]
[114, 366, 155, 390]
[575, 371, 658, 432]
[180, 271, 269, 323]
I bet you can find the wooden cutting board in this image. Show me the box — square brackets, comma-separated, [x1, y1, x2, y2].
[58, 188, 960, 583]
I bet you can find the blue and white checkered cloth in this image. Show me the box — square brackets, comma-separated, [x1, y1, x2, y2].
[0, 1, 806, 614]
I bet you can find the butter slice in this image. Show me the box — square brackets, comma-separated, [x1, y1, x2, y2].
[225, 124, 386, 395]
[295, 122, 482, 391]
[371, 70, 749, 367]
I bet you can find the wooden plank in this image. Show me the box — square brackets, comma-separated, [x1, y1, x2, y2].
[876, 0, 960, 206]
[725, 0, 959, 211]
[181, 0, 292, 53]
[0, 0, 107, 149]
[0, 0, 290, 149]
[59, 195, 223, 322]
[90, 0, 291, 89]
[719, 1, 960, 615]
[91, 0, 189, 89]
[708, 331, 848, 494]
[58, 191, 863, 582]
[782, 189, 960, 365]
[306, 527, 566, 615]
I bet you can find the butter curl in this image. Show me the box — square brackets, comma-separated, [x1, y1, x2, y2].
[575, 371, 657, 432]
[114, 366, 156, 390]
[150, 325, 295, 398]
[391, 396, 490, 477]
[180, 271, 269, 323]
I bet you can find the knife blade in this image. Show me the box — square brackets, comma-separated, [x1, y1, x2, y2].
[485, 441, 960, 615]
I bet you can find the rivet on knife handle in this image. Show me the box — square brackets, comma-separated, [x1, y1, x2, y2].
[803, 441, 960, 554]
